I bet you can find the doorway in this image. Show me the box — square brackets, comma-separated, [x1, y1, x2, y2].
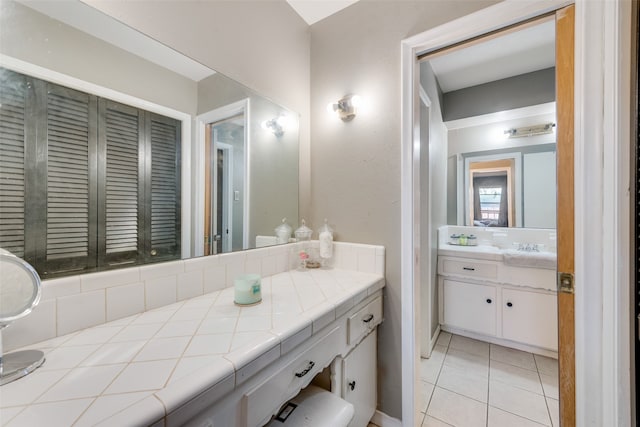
[415, 12, 562, 426]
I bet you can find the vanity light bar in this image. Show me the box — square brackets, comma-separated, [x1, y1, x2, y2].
[504, 122, 556, 138]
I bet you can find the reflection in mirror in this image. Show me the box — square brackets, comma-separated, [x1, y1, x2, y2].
[0, 0, 299, 278]
[423, 17, 557, 229]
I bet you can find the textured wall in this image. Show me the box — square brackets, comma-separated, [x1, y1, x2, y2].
[309, 0, 497, 418]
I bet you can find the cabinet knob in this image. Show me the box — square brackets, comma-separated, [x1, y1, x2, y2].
[506, 302, 513, 308]
[348, 380, 356, 391]
[486, 298, 492, 304]
[150, 249, 157, 256]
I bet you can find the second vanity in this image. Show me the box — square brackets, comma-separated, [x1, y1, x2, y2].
[438, 226, 558, 357]
[0, 256, 385, 427]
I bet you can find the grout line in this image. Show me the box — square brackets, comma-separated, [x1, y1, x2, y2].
[487, 350, 492, 427]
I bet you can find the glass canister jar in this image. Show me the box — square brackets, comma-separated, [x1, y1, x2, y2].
[275, 218, 292, 245]
[294, 219, 313, 269]
[318, 219, 334, 268]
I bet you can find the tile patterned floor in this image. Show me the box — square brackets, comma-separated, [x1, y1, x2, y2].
[419, 332, 559, 427]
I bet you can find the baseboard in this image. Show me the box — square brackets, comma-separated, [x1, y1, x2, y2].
[420, 324, 441, 358]
[371, 410, 402, 427]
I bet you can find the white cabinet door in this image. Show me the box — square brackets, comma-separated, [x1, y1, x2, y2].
[342, 330, 376, 427]
[502, 288, 558, 351]
[443, 279, 497, 336]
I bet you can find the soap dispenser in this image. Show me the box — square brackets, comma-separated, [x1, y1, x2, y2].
[318, 219, 334, 268]
[294, 219, 313, 270]
[275, 218, 292, 245]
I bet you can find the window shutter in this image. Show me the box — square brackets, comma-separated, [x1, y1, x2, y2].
[43, 84, 97, 275]
[0, 69, 26, 258]
[146, 113, 181, 262]
[98, 100, 143, 267]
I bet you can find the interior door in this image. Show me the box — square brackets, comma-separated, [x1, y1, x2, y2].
[555, 5, 576, 426]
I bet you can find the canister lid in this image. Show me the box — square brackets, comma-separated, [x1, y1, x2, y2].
[275, 218, 292, 235]
[295, 219, 313, 241]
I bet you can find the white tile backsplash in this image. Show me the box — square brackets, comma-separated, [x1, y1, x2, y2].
[106, 283, 145, 322]
[81, 268, 140, 292]
[57, 291, 106, 336]
[4, 241, 385, 352]
[41, 276, 81, 300]
[145, 276, 178, 310]
[177, 270, 204, 301]
[2, 299, 57, 351]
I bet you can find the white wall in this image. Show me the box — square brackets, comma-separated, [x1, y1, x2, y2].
[309, 0, 498, 418]
[83, 0, 312, 220]
[523, 151, 557, 228]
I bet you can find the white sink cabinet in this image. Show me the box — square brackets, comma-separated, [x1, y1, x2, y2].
[184, 293, 383, 427]
[438, 254, 558, 356]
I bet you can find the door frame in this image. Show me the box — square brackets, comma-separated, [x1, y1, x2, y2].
[195, 98, 250, 257]
[212, 140, 234, 253]
[400, 0, 633, 426]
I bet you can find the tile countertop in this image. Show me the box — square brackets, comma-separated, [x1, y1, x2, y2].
[0, 269, 385, 427]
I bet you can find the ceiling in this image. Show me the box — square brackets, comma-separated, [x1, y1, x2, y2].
[429, 19, 556, 93]
[286, 0, 359, 25]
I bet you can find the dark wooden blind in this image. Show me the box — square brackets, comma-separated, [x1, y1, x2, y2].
[0, 67, 181, 277]
[147, 113, 181, 261]
[44, 85, 97, 275]
[99, 100, 143, 267]
[0, 70, 26, 258]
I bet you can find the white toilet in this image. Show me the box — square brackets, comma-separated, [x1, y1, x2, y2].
[265, 385, 354, 427]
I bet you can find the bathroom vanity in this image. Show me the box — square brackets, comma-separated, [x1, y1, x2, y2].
[0, 249, 385, 427]
[438, 226, 558, 356]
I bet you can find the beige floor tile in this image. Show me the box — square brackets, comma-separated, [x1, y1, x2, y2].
[437, 364, 489, 403]
[436, 331, 452, 348]
[427, 387, 487, 427]
[420, 345, 447, 383]
[449, 335, 490, 358]
[489, 380, 551, 426]
[490, 344, 537, 371]
[488, 406, 548, 426]
[490, 360, 544, 395]
[422, 415, 454, 427]
[418, 380, 435, 413]
[443, 348, 489, 378]
[546, 398, 559, 427]
[533, 354, 558, 377]
[540, 374, 559, 399]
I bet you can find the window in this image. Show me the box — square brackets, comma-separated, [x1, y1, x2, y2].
[478, 187, 503, 220]
[0, 68, 181, 278]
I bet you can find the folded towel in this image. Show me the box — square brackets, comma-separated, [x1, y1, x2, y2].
[256, 235, 278, 248]
[503, 250, 556, 270]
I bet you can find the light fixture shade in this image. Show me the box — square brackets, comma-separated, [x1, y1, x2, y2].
[329, 94, 360, 121]
[504, 122, 555, 138]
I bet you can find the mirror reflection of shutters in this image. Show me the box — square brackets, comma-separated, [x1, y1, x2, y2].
[0, 70, 26, 259]
[98, 100, 143, 267]
[145, 113, 181, 262]
[43, 84, 97, 276]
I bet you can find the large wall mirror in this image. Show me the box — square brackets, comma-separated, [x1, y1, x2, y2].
[423, 18, 557, 230]
[0, 0, 299, 278]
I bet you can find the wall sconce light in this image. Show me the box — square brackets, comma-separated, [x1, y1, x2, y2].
[504, 122, 555, 138]
[261, 114, 290, 137]
[327, 94, 362, 122]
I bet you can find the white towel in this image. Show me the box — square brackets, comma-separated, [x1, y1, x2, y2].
[503, 250, 556, 270]
[256, 235, 278, 248]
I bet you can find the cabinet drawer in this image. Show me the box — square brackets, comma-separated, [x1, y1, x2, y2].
[348, 296, 382, 345]
[443, 279, 497, 336]
[502, 288, 558, 350]
[440, 258, 498, 279]
[242, 326, 342, 427]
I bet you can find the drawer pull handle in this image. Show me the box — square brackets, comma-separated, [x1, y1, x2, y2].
[362, 314, 375, 323]
[506, 302, 513, 308]
[348, 380, 356, 391]
[295, 361, 315, 378]
[486, 298, 492, 304]
[463, 267, 475, 271]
